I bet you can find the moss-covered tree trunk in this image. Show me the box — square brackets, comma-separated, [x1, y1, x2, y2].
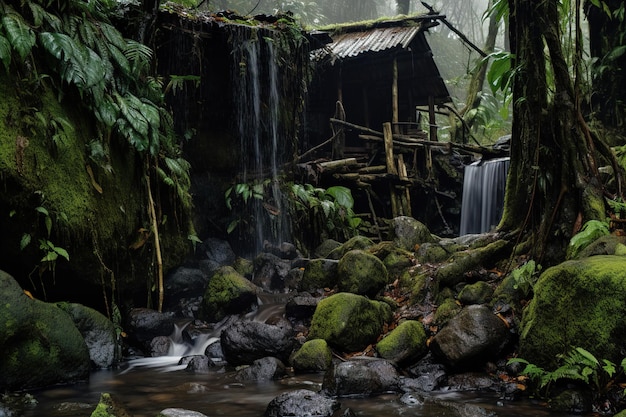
[499, 0, 607, 264]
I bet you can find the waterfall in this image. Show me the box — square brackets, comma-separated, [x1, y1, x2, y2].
[230, 29, 290, 254]
[459, 157, 510, 235]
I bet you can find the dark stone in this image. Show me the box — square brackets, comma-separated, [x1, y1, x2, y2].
[429, 304, 510, 370]
[163, 267, 209, 312]
[285, 295, 319, 321]
[158, 409, 208, 417]
[235, 357, 287, 381]
[125, 308, 176, 352]
[322, 359, 400, 397]
[220, 318, 295, 366]
[180, 355, 214, 373]
[264, 389, 340, 417]
[263, 241, 299, 260]
[298, 259, 338, 293]
[252, 252, 293, 292]
[150, 336, 172, 357]
[195, 237, 236, 272]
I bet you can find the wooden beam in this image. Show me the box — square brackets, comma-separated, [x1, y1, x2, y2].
[392, 57, 399, 134]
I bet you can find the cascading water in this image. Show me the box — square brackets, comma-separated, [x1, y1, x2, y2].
[231, 29, 290, 255]
[459, 157, 510, 235]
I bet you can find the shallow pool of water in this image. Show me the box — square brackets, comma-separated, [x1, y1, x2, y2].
[16, 359, 583, 417]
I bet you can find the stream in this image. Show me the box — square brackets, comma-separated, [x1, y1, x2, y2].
[14, 297, 582, 417]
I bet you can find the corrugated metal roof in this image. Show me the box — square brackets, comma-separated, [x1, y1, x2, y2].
[313, 24, 422, 62]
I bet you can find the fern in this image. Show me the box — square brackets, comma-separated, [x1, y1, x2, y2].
[2, 11, 36, 60]
[0, 34, 11, 71]
[567, 219, 610, 258]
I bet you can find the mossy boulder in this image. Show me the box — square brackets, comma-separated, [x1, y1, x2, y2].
[433, 297, 462, 327]
[519, 256, 626, 370]
[0, 270, 90, 390]
[308, 293, 392, 352]
[327, 236, 374, 260]
[56, 302, 118, 369]
[337, 250, 389, 296]
[457, 281, 493, 305]
[575, 235, 626, 259]
[201, 266, 259, 322]
[90, 393, 132, 417]
[290, 339, 333, 372]
[375, 320, 428, 366]
[298, 259, 338, 293]
[388, 216, 435, 251]
[416, 242, 452, 264]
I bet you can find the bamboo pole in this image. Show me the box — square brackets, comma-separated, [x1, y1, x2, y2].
[397, 154, 412, 216]
[383, 122, 400, 217]
[145, 173, 164, 313]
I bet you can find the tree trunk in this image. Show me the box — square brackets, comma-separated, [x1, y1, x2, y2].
[500, 0, 606, 264]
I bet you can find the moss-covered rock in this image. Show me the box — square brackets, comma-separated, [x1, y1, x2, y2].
[387, 216, 435, 251]
[337, 250, 388, 296]
[457, 281, 493, 305]
[433, 297, 461, 327]
[56, 302, 118, 369]
[200, 266, 259, 322]
[416, 242, 451, 264]
[0, 270, 90, 390]
[298, 259, 338, 293]
[90, 393, 132, 417]
[327, 236, 374, 260]
[308, 292, 392, 352]
[375, 320, 428, 366]
[519, 256, 626, 370]
[290, 339, 333, 372]
[575, 235, 626, 259]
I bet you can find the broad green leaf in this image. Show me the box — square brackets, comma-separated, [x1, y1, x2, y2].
[20, 233, 31, 250]
[53, 246, 70, 261]
[326, 185, 354, 209]
[2, 13, 36, 60]
[0, 35, 11, 72]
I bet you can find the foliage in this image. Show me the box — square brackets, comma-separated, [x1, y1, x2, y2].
[510, 259, 541, 298]
[567, 219, 610, 259]
[224, 179, 271, 234]
[289, 183, 362, 251]
[508, 347, 626, 399]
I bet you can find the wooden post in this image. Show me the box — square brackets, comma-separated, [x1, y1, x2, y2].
[397, 154, 412, 216]
[383, 122, 400, 217]
[392, 57, 399, 134]
[427, 95, 436, 179]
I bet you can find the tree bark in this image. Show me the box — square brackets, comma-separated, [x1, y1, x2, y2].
[500, 0, 606, 264]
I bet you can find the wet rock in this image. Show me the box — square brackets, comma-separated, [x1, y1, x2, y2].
[235, 357, 287, 381]
[519, 256, 626, 370]
[0, 271, 90, 390]
[322, 359, 400, 397]
[150, 336, 172, 356]
[285, 294, 319, 321]
[264, 389, 340, 417]
[56, 301, 118, 368]
[180, 355, 214, 373]
[290, 339, 333, 372]
[125, 308, 176, 352]
[457, 281, 493, 305]
[417, 242, 453, 263]
[404, 353, 447, 392]
[375, 320, 428, 366]
[252, 252, 293, 292]
[432, 297, 462, 327]
[337, 250, 388, 297]
[204, 339, 225, 363]
[200, 266, 259, 323]
[158, 408, 209, 417]
[298, 259, 338, 293]
[430, 304, 510, 370]
[388, 216, 435, 251]
[308, 292, 392, 352]
[443, 372, 500, 391]
[427, 396, 497, 417]
[195, 237, 236, 274]
[263, 241, 299, 260]
[221, 318, 295, 366]
[163, 267, 209, 313]
[314, 239, 342, 258]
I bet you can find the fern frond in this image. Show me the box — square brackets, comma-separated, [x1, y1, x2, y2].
[2, 12, 36, 60]
[124, 39, 153, 70]
[0, 35, 11, 72]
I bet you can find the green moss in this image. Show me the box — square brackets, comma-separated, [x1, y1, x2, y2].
[433, 297, 461, 327]
[327, 235, 374, 259]
[519, 256, 626, 370]
[299, 259, 338, 292]
[375, 320, 428, 365]
[457, 281, 493, 305]
[201, 266, 258, 322]
[290, 339, 333, 372]
[308, 292, 392, 352]
[90, 393, 132, 417]
[337, 250, 388, 296]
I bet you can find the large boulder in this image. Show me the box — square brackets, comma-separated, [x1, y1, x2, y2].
[0, 271, 90, 390]
[252, 252, 292, 292]
[163, 266, 208, 315]
[195, 237, 236, 274]
[387, 216, 435, 251]
[375, 320, 428, 366]
[264, 389, 339, 417]
[220, 318, 295, 365]
[429, 304, 510, 369]
[201, 266, 259, 322]
[56, 302, 118, 369]
[125, 308, 176, 353]
[298, 259, 338, 293]
[337, 250, 389, 297]
[307, 293, 392, 352]
[322, 359, 400, 396]
[519, 255, 626, 369]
